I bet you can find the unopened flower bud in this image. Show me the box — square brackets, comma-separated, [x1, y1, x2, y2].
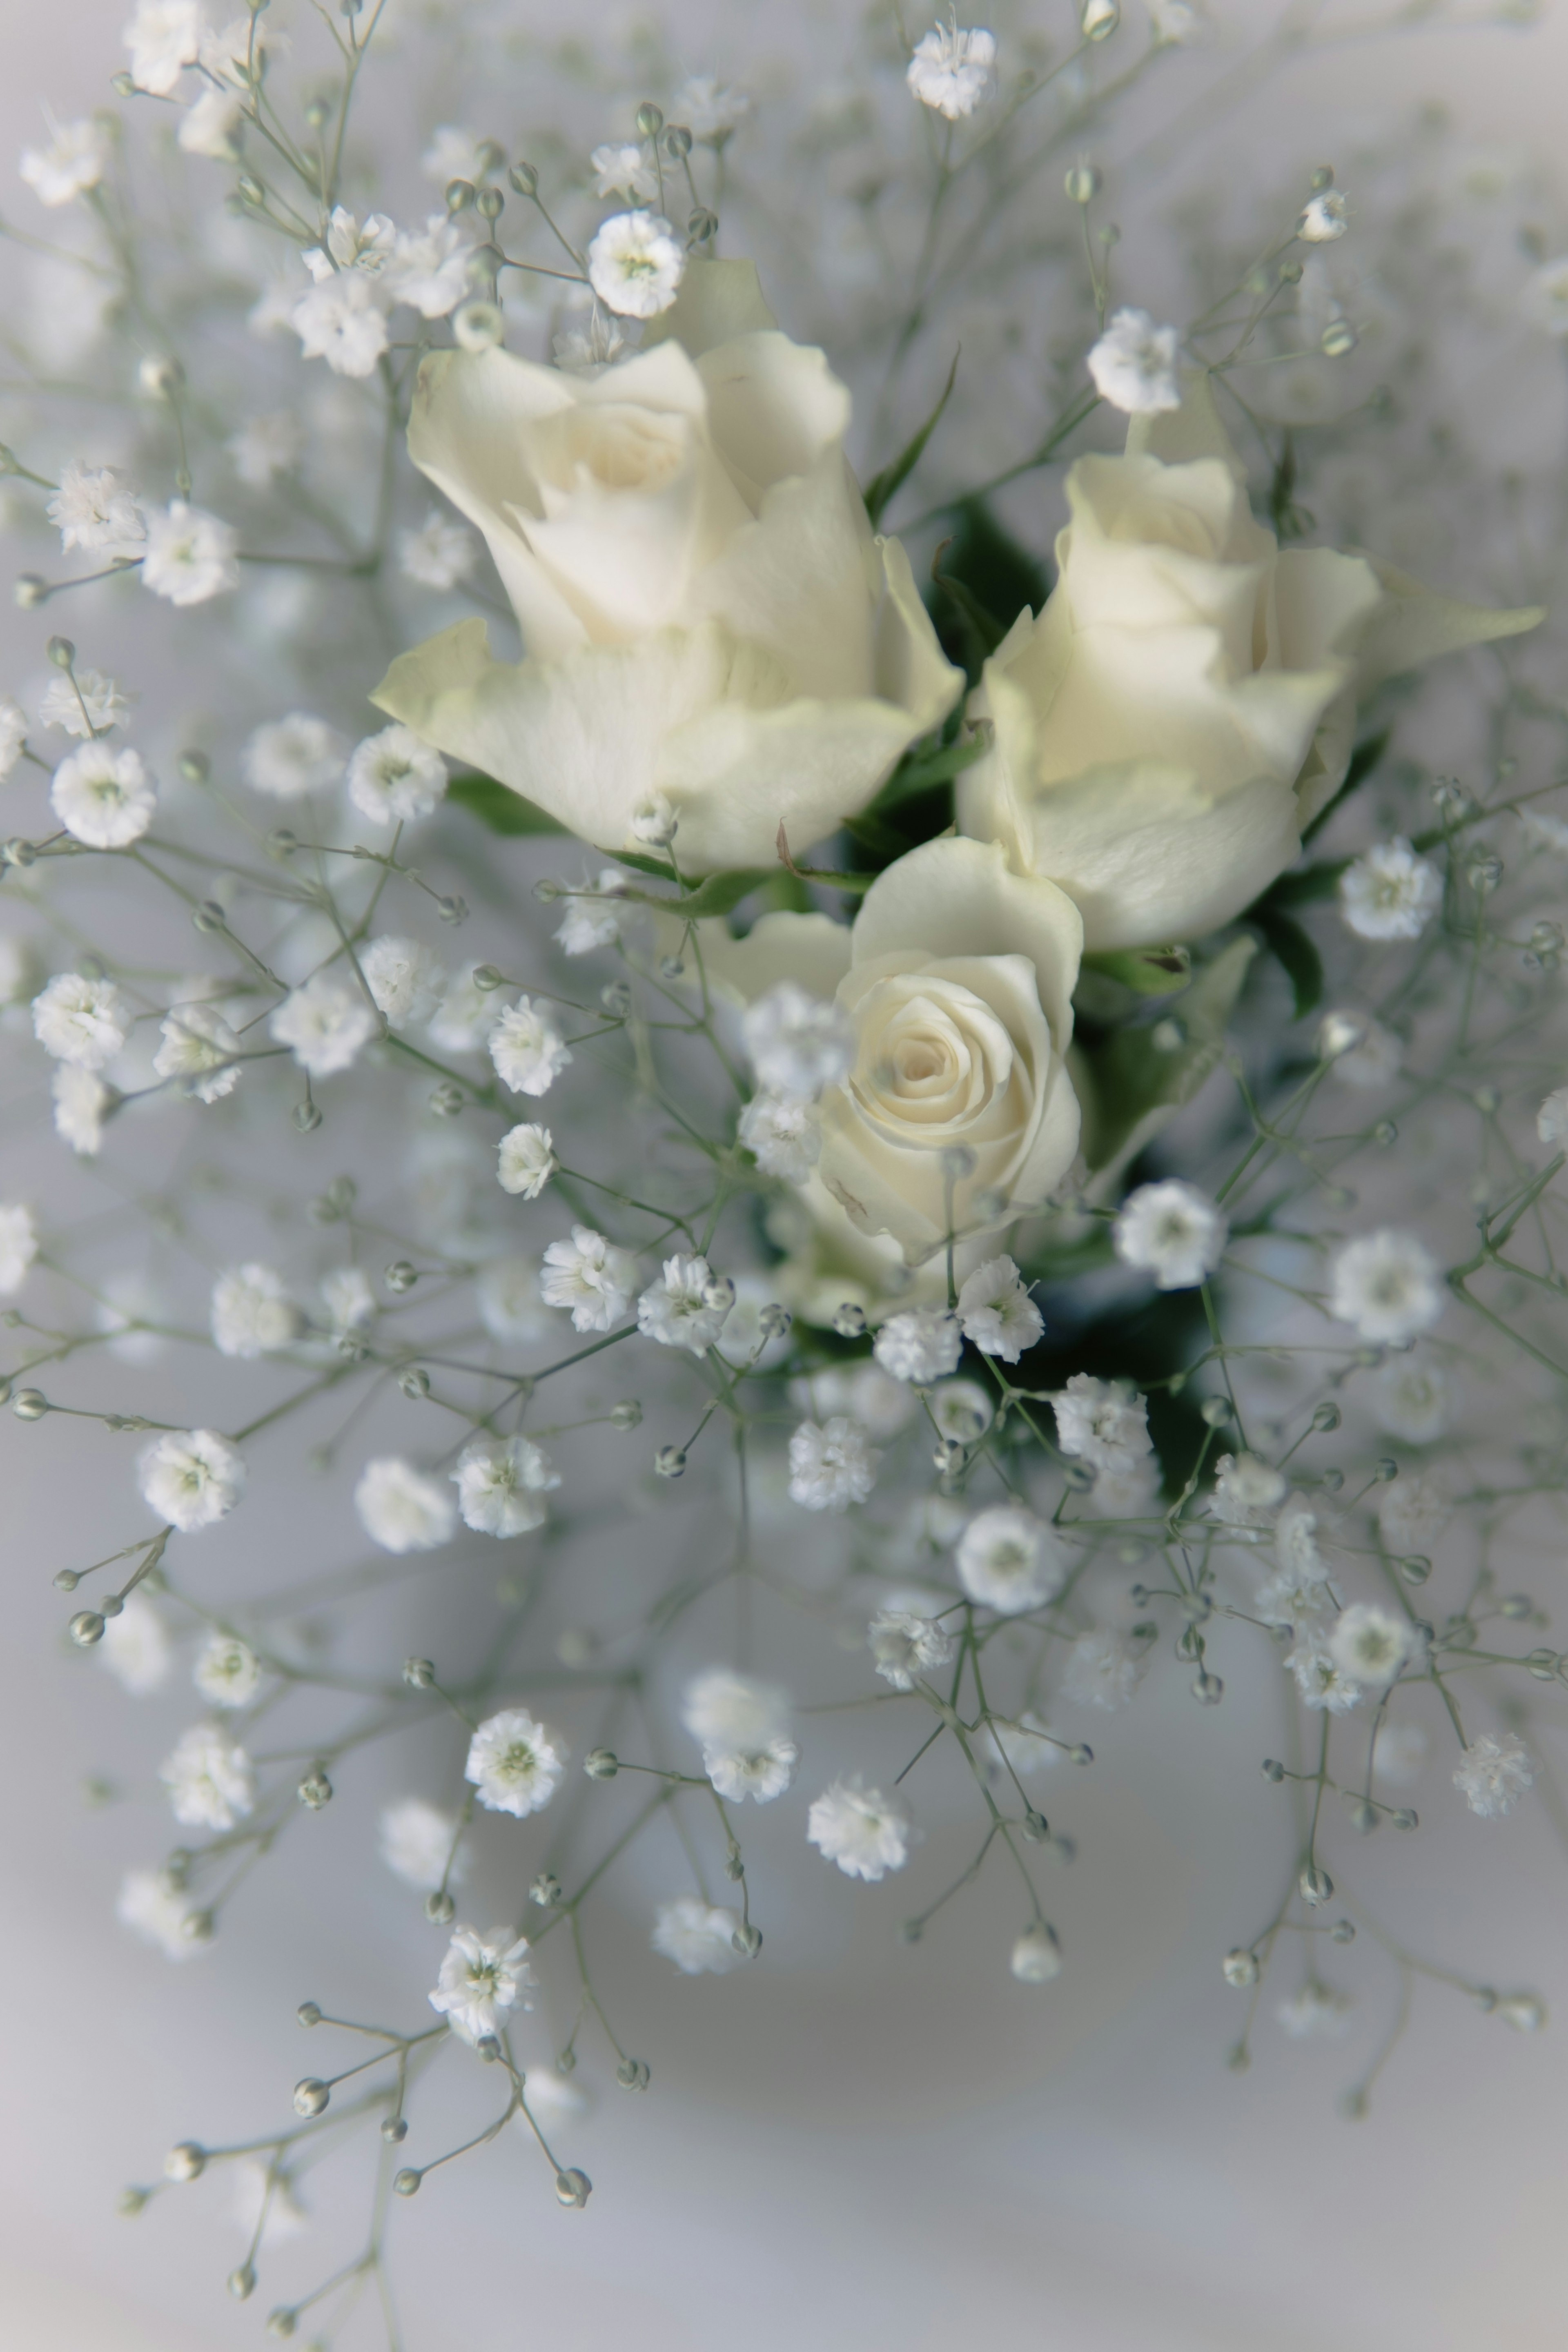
[509, 161, 539, 196]
[1331, 1918, 1356, 1944]
[687, 207, 719, 244]
[530, 1871, 562, 1907]
[293, 2078, 330, 2117]
[69, 1609, 106, 1646]
[399, 1367, 432, 1400]
[297, 2000, 323, 2026]
[165, 2141, 206, 2182]
[584, 1747, 619, 1779]
[831, 1301, 867, 1338]
[290, 1098, 323, 1133]
[229, 2266, 257, 2301]
[46, 635, 76, 668]
[192, 900, 227, 933]
[1223, 1948, 1259, 1987]
[297, 1766, 333, 1810]
[631, 793, 677, 846]
[445, 177, 476, 212]
[14, 575, 49, 609]
[1064, 163, 1101, 204]
[393, 2168, 421, 2197]
[665, 124, 693, 157]
[615, 2056, 650, 2090]
[477, 2034, 502, 2061]
[1010, 1924, 1063, 1982]
[138, 354, 184, 399]
[1082, 0, 1119, 34]
[1310, 1401, 1341, 1432]
[437, 893, 468, 924]
[453, 299, 504, 353]
[472, 964, 505, 991]
[381, 2115, 408, 2142]
[654, 1446, 686, 1478]
[384, 1260, 417, 1293]
[1320, 318, 1357, 357]
[1298, 1864, 1334, 1905]
[429, 1082, 464, 1117]
[476, 185, 505, 219]
[404, 1655, 435, 1688]
[635, 100, 664, 139]
[555, 2167, 591, 2207]
[424, 1889, 456, 1924]
[600, 979, 632, 1016]
[731, 1922, 763, 1958]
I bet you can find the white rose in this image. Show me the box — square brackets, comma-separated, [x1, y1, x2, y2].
[958, 375, 1542, 950]
[706, 837, 1082, 1265]
[371, 260, 960, 872]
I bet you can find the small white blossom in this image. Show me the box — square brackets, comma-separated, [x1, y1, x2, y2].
[125, 0, 201, 91]
[586, 210, 686, 319]
[1287, 1631, 1362, 1714]
[40, 668, 129, 738]
[869, 1607, 956, 1690]
[541, 1225, 638, 1332]
[490, 998, 571, 1096]
[706, 1738, 799, 1804]
[397, 509, 479, 590]
[675, 76, 751, 141]
[497, 1123, 556, 1198]
[452, 1435, 559, 1537]
[420, 125, 490, 184]
[1088, 307, 1182, 415]
[956, 1256, 1044, 1361]
[1328, 1602, 1414, 1688]
[380, 1797, 468, 1892]
[682, 1669, 790, 1751]
[46, 461, 145, 557]
[50, 742, 156, 848]
[788, 1416, 880, 1511]
[1061, 1626, 1144, 1711]
[1147, 0, 1202, 36]
[194, 1634, 261, 1709]
[429, 1924, 536, 2044]
[630, 792, 678, 847]
[0, 1204, 40, 1294]
[346, 725, 447, 824]
[242, 713, 346, 799]
[553, 313, 628, 373]
[292, 272, 389, 377]
[1453, 1731, 1532, 1819]
[874, 1307, 963, 1385]
[428, 965, 498, 1052]
[956, 1506, 1063, 1614]
[791, 1363, 919, 1439]
[360, 935, 447, 1029]
[1537, 1086, 1568, 1145]
[383, 216, 473, 318]
[269, 973, 379, 1077]
[1339, 838, 1441, 941]
[154, 1002, 243, 1102]
[653, 1896, 743, 1975]
[117, 1869, 212, 1960]
[473, 1256, 548, 1343]
[20, 118, 109, 206]
[1329, 1229, 1443, 1345]
[741, 981, 853, 1101]
[738, 1090, 821, 1182]
[0, 700, 26, 777]
[1277, 1981, 1353, 2039]
[354, 1457, 457, 1553]
[637, 1252, 732, 1354]
[32, 972, 128, 1069]
[53, 1064, 110, 1156]
[1370, 1354, 1452, 1445]
[554, 872, 624, 957]
[211, 1264, 298, 1359]
[1210, 1450, 1288, 1525]
[179, 88, 243, 159]
[1521, 256, 1568, 336]
[319, 1265, 375, 1333]
[590, 142, 658, 203]
[228, 410, 306, 489]
[138, 1428, 246, 1530]
[141, 502, 240, 606]
[1298, 190, 1349, 243]
[1011, 1925, 1064, 1983]
[99, 1593, 173, 1696]
[1114, 1179, 1227, 1289]
[1329, 1014, 1402, 1090]
[1050, 1374, 1153, 1479]
[906, 21, 998, 118]
[1373, 1719, 1428, 1788]
[807, 1778, 911, 1881]
[1378, 1472, 1449, 1559]
[160, 1723, 255, 1831]
[465, 1706, 568, 1817]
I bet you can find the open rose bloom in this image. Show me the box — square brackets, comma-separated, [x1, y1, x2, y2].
[373, 261, 960, 869]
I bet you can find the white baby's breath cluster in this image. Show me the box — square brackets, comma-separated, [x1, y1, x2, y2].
[3, 0, 1567, 2332]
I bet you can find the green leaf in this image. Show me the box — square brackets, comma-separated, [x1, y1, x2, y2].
[1252, 906, 1323, 1019]
[1259, 857, 1348, 909]
[446, 772, 568, 837]
[653, 867, 779, 920]
[932, 539, 1006, 655]
[609, 848, 681, 883]
[1300, 728, 1390, 848]
[869, 732, 987, 814]
[863, 350, 960, 528]
[1081, 944, 1192, 998]
[1078, 936, 1257, 1176]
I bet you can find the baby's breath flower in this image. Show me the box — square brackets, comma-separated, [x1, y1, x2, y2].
[738, 1090, 821, 1182]
[1114, 1179, 1227, 1290]
[674, 75, 752, 140]
[1329, 1014, 1402, 1090]
[383, 217, 473, 319]
[46, 461, 146, 557]
[1210, 1450, 1286, 1526]
[682, 1670, 800, 1801]
[138, 1428, 246, 1530]
[874, 1308, 962, 1385]
[141, 502, 240, 607]
[1087, 307, 1182, 414]
[652, 1896, 743, 1974]
[117, 1869, 212, 1960]
[787, 1416, 880, 1511]
[154, 1002, 242, 1101]
[497, 1123, 556, 1198]
[0, 699, 27, 778]
[1377, 1472, 1449, 1557]
[807, 1779, 911, 1881]
[1536, 1086, 1568, 1145]
[869, 1606, 955, 1690]
[211, 1263, 299, 1358]
[541, 1225, 637, 1331]
[590, 143, 658, 203]
[1277, 1981, 1353, 2038]
[637, 1253, 732, 1354]
[241, 713, 346, 799]
[1327, 1603, 1414, 1688]
[452, 1435, 559, 1537]
[1453, 1731, 1532, 1818]
[346, 725, 447, 824]
[791, 1363, 918, 1439]
[228, 411, 306, 490]
[741, 982, 853, 1102]
[39, 668, 129, 738]
[477, 1254, 552, 1343]
[1298, 190, 1349, 242]
[380, 1797, 468, 1892]
[124, 0, 201, 92]
[397, 510, 479, 591]
[489, 998, 571, 1096]
[429, 964, 499, 1052]
[1060, 1627, 1144, 1711]
[354, 1458, 457, 1554]
[1147, 0, 1202, 37]
[319, 1265, 375, 1332]
[1011, 1924, 1063, 1982]
[32, 972, 128, 1069]
[586, 210, 686, 319]
[1373, 1719, 1428, 1787]
[360, 935, 447, 1029]
[98, 1592, 172, 1695]
[1050, 1374, 1152, 1478]
[291, 273, 390, 378]
[1338, 839, 1441, 940]
[1328, 1229, 1443, 1345]
[706, 1739, 798, 1804]
[20, 119, 110, 207]
[956, 1506, 1063, 1613]
[269, 973, 380, 1077]
[420, 126, 489, 185]
[52, 1063, 109, 1155]
[465, 1707, 568, 1816]
[0, 1203, 40, 1293]
[1286, 1631, 1362, 1715]
[956, 1256, 1043, 1361]
[193, 1634, 261, 1710]
[50, 742, 156, 848]
[160, 1722, 256, 1831]
[905, 21, 998, 119]
[429, 1924, 536, 2043]
[554, 872, 624, 957]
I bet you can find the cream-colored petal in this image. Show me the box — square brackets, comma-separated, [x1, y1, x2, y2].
[697, 332, 852, 504]
[1125, 370, 1246, 478]
[689, 911, 853, 1007]
[851, 836, 1082, 1050]
[686, 454, 878, 699]
[1351, 558, 1544, 695]
[641, 258, 779, 360]
[874, 534, 966, 740]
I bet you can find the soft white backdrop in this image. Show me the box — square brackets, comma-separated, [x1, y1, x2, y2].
[3, 2, 1568, 2346]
